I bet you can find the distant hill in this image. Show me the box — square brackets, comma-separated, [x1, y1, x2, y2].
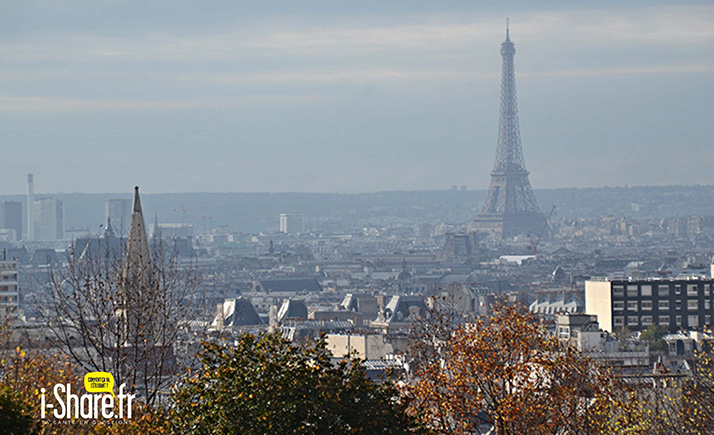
[2, 185, 713, 235]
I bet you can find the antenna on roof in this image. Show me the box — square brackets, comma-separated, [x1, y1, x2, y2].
[506, 17, 510, 39]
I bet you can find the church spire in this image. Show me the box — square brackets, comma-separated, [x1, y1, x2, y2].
[117, 186, 153, 345]
[125, 186, 151, 277]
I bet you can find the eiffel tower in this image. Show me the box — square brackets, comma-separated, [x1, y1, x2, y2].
[471, 22, 545, 239]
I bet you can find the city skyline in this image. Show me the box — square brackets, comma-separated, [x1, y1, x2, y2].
[0, 1, 712, 195]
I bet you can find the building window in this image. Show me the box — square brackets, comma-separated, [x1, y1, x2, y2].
[706, 300, 711, 310]
[675, 285, 682, 295]
[659, 315, 670, 324]
[706, 315, 712, 325]
[627, 316, 639, 326]
[658, 285, 670, 296]
[642, 316, 653, 325]
[687, 285, 699, 296]
[627, 285, 638, 297]
[659, 301, 670, 310]
[642, 301, 652, 311]
[688, 300, 699, 311]
[613, 301, 625, 311]
[705, 285, 711, 296]
[688, 315, 699, 328]
[676, 302, 682, 311]
[676, 316, 682, 326]
[641, 285, 652, 296]
[627, 301, 638, 311]
[613, 285, 624, 296]
[614, 317, 625, 326]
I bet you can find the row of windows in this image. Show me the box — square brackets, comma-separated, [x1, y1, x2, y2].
[613, 300, 712, 311]
[613, 314, 710, 327]
[613, 283, 713, 297]
[0, 295, 18, 304]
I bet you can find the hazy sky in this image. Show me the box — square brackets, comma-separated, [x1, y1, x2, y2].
[0, 1, 712, 195]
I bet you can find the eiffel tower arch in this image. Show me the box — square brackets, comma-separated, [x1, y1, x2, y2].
[470, 24, 545, 239]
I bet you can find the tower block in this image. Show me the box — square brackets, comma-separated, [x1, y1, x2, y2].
[471, 23, 545, 239]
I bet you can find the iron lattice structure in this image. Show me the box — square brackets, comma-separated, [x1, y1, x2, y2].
[471, 27, 546, 238]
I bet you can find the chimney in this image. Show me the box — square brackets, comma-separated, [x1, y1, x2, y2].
[216, 302, 225, 330]
[27, 174, 34, 241]
[268, 304, 278, 332]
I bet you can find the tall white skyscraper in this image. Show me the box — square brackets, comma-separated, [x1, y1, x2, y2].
[279, 213, 304, 234]
[33, 198, 64, 241]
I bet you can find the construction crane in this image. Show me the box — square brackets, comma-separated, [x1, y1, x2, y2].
[528, 205, 556, 255]
[172, 205, 187, 225]
[200, 216, 213, 234]
[170, 205, 214, 233]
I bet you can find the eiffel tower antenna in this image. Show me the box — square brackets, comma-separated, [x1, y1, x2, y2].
[470, 24, 546, 239]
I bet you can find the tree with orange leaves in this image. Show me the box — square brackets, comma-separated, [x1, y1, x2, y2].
[406, 301, 639, 434]
[0, 344, 87, 435]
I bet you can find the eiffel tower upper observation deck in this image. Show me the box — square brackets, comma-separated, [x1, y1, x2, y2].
[470, 23, 546, 239]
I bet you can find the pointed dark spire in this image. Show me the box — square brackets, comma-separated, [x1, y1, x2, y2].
[125, 186, 150, 274]
[132, 186, 142, 213]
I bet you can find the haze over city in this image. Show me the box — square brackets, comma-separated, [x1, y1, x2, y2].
[5, 3, 714, 434]
[1, 0, 712, 194]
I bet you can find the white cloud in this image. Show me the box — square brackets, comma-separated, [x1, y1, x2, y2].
[0, 94, 332, 112]
[1, 6, 711, 63]
[0, 2, 712, 194]
[524, 63, 714, 78]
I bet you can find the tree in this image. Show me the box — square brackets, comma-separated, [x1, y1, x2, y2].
[634, 349, 714, 435]
[39, 187, 202, 405]
[0, 340, 170, 435]
[0, 344, 90, 435]
[406, 301, 639, 434]
[680, 349, 714, 433]
[171, 332, 420, 435]
[640, 324, 669, 353]
[0, 387, 34, 435]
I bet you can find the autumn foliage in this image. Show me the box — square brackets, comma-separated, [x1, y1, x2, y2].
[7, 302, 714, 434]
[406, 301, 640, 434]
[0, 344, 84, 435]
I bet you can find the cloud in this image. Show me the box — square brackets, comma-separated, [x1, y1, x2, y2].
[0, 94, 332, 112]
[524, 63, 714, 78]
[0, 3, 712, 193]
[2, 6, 712, 63]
